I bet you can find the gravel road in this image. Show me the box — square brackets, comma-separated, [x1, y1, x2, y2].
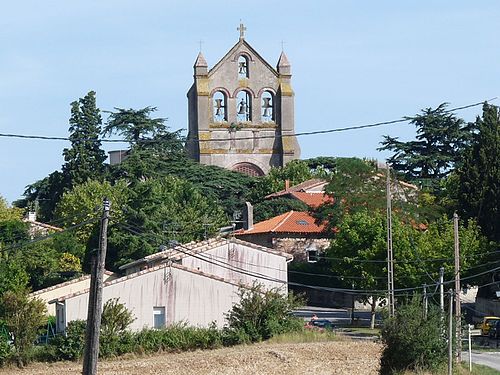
[0, 340, 381, 375]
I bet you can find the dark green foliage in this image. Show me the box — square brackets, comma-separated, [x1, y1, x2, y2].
[103, 106, 168, 145]
[380, 295, 447, 374]
[0, 326, 11, 367]
[379, 103, 470, 186]
[253, 197, 309, 222]
[62, 91, 107, 188]
[16, 171, 66, 222]
[107, 176, 228, 268]
[456, 103, 500, 242]
[47, 320, 86, 361]
[224, 284, 304, 343]
[0, 260, 29, 296]
[101, 298, 135, 338]
[0, 290, 46, 367]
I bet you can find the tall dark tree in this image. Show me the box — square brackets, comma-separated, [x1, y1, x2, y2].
[62, 91, 107, 187]
[103, 106, 168, 146]
[378, 103, 469, 186]
[457, 103, 500, 242]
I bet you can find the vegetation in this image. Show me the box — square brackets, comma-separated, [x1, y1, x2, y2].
[224, 284, 304, 343]
[380, 295, 447, 375]
[0, 289, 46, 367]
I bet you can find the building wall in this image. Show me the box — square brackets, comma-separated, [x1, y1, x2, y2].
[236, 233, 329, 262]
[31, 273, 115, 316]
[181, 241, 288, 291]
[59, 265, 242, 332]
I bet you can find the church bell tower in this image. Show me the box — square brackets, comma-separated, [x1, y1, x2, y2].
[186, 24, 300, 176]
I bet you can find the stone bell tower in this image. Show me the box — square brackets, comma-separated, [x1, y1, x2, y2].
[186, 23, 300, 176]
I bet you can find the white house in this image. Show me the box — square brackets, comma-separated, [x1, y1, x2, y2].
[51, 238, 292, 333]
[29, 271, 116, 316]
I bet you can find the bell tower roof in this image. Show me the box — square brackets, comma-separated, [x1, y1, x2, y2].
[194, 52, 208, 67]
[277, 51, 291, 74]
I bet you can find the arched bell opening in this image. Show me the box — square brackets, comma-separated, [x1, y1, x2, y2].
[212, 91, 227, 122]
[261, 91, 274, 123]
[232, 162, 264, 177]
[236, 90, 252, 122]
[238, 55, 249, 79]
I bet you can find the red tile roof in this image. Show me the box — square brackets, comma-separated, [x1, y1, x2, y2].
[289, 192, 334, 208]
[239, 211, 328, 235]
[265, 178, 328, 199]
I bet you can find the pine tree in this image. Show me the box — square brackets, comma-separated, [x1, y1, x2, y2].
[378, 103, 468, 186]
[457, 103, 500, 242]
[62, 91, 107, 187]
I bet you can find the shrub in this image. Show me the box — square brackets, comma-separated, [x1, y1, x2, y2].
[99, 298, 135, 358]
[0, 336, 11, 367]
[225, 284, 303, 343]
[48, 320, 86, 361]
[0, 290, 46, 367]
[380, 295, 447, 374]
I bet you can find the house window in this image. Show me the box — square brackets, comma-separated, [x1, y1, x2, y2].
[153, 307, 165, 328]
[307, 249, 318, 263]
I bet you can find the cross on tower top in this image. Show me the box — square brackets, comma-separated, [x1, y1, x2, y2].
[238, 22, 247, 40]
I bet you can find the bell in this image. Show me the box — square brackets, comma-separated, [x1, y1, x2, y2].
[237, 99, 248, 115]
[238, 62, 247, 74]
[214, 99, 223, 116]
[262, 98, 272, 118]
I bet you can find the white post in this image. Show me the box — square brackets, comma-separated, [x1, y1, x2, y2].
[468, 324, 472, 372]
[439, 267, 445, 312]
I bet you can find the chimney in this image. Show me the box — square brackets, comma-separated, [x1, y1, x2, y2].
[285, 179, 290, 191]
[243, 202, 253, 230]
[27, 211, 37, 222]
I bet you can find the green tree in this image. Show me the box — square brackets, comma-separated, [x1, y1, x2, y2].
[456, 103, 500, 242]
[62, 91, 107, 188]
[253, 197, 309, 222]
[0, 290, 46, 367]
[378, 103, 470, 185]
[108, 176, 228, 268]
[103, 106, 168, 145]
[54, 179, 129, 244]
[0, 197, 22, 222]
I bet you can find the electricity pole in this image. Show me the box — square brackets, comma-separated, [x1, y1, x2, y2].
[83, 198, 110, 375]
[439, 267, 445, 313]
[386, 165, 395, 317]
[423, 284, 428, 319]
[448, 289, 453, 375]
[454, 212, 461, 362]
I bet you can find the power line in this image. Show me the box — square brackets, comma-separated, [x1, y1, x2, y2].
[114, 222, 500, 296]
[0, 99, 494, 144]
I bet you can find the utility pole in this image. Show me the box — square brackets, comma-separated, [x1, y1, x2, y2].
[386, 165, 395, 317]
[423, 284, 428, 319]
[448, 289, 453, 375]
[439, 267, 445, 313]
[83, 198, 110, 375]
[454, 212, 461, 362]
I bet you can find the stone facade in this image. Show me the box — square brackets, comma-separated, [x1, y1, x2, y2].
[186, 26, 300, 175]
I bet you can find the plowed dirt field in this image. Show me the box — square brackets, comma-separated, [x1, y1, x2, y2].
[0, 340, 381, 375]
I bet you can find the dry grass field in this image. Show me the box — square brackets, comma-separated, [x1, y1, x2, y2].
[0, 340, 382, 375]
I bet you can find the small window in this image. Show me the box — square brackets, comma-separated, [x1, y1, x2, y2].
[153, 307, 165, 328]
[296, 220, 309, 226]
[307, 250, 318, 263]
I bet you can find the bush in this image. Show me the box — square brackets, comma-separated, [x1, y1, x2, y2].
[224, 284, 303, 343]
[47, 320, 86, 361]
[380, 295, 447, 374]
[0, 290, 46, 367]
[0, 336, 11, 367]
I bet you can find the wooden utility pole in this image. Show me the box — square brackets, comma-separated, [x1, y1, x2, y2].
[454, 212, 461, 362]
[439, 267, 445, 313]
[448, 289, 453, 375]
[386, 166, 395, 317]
[83, 198, 110, 375]
[423, 284, 428, 319]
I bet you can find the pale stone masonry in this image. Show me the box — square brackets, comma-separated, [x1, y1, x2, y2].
[186, 25, 300, 176]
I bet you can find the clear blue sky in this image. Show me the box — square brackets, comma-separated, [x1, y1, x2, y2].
[1, 1, 499, 204]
